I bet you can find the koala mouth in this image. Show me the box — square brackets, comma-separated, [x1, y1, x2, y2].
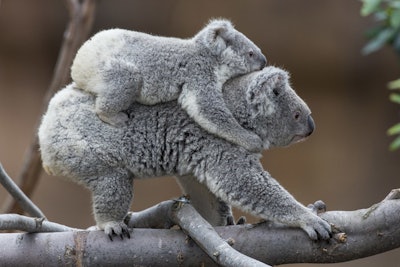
[290, 134, 308, 144]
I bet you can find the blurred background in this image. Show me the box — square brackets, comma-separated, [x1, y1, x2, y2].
[0, 1, 399, 266]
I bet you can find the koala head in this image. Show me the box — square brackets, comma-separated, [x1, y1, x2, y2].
[195, 19, 267, 78]
[224, 66, 314, 149]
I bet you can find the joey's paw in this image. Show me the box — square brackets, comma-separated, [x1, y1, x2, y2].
[307, 200, 327, 214]
[103, 221, 131, 241]
[301, 214, 332, 241]
[241, 132, 263, 152]
[97, 112, 129, 128]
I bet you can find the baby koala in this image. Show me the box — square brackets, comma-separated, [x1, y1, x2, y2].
[71, 19, 267, 152]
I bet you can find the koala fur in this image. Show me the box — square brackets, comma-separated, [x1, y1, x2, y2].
[70, 19, 267, 152]
[39, 66, 331, 240]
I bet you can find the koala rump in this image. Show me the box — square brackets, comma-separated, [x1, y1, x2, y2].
[38, 66, 331, 241]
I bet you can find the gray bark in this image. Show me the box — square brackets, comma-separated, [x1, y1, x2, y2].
[0, 189, 400, 266]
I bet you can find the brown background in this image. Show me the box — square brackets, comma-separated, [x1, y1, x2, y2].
[0, 1, 399, 266]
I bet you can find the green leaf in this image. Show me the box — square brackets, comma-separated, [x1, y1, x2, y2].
[390, 8, 400, 28]
[389, 93, 400, 104]
[362, 28, 396, 54]
[388, 78, 400, 89]
[389, 135, 400, 151]
[361, 0, 383, 16]
[388, 123, 400, 135]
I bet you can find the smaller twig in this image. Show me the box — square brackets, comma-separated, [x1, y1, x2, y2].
[170, 197, 271, 267]
[0, 163, 45, 218]
[0, 214, 79, 232]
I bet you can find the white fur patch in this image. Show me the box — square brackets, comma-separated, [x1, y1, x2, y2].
[179, 89, 218, 133]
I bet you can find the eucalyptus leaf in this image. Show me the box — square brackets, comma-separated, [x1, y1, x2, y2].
[389, 135, 400, 151]
[361, 0, 383, 16]
[390, 8, 400, 28]
[389, 93, 400, 104]
[362, 28, 396, 54]
[388, 123, 400, 135]
[388, 78, 400, 89]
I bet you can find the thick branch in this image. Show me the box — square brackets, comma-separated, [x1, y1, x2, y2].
[126, 198, 269, 267]
[1, 190, 400, 266]
[2, 0, 95, 215]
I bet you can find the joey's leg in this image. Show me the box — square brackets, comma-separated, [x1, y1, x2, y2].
[175, 175, 232, 226]
[179, 84, 262, 152]
[87, 169, 133, 239]
[96, 60, 142, 127]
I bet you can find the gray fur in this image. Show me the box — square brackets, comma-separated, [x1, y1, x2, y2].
[71, 19, 267, 152]
[39, 66, 331, 240]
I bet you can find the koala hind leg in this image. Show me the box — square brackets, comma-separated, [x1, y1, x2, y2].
[96, 60, 142, 127]
[87, 169, 133, 238]
[175, 175, 232, 226]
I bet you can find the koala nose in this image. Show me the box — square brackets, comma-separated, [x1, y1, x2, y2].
[306, 115, 315, 137]
[260, 55, 267, 69]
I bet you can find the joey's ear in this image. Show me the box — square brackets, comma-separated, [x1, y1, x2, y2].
[196, 19, 234, 56]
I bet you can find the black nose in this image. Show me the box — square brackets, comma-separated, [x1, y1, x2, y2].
[260, 55, 267, 69]
[306, 115, 315, 136]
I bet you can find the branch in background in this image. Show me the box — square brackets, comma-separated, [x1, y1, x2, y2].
[2, 0, 96, 215]
[0, 163, 45, 218]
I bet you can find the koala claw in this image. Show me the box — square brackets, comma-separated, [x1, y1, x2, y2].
[97, 112, 129, 128]
[103, 221, 131, 241]
[301, 215, 332, 241]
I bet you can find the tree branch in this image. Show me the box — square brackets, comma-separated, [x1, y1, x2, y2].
[170, 197, 270, 267]
[1, 0, 96, 215]
[126, 197, 270, 267]
[1, 189, 400, 266]
[0, 163, 45, 218]
[0, 214, 78, 233]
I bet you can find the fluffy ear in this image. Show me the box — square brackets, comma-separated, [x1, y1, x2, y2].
[195, 19, 234, 56]
[246, 78, 272, 118]
[246, 68, 288, 117]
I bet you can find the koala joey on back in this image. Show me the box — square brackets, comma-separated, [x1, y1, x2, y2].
[39, 66, 331, 241]
[71, 19, 267, 152]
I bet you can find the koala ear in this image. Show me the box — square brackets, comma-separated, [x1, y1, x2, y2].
[246, 69, 287, 117]
[246, 79, 272, 118]
[196, 19, 234, 56]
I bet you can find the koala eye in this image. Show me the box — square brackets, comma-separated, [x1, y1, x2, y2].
[248, 51, 254, 57]
[272, 88, 280, 96]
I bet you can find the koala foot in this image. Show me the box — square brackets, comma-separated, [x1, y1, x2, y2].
[97, 111, 129, 127]
[300, 213, 332, 241]
[102, 221, 131, 241]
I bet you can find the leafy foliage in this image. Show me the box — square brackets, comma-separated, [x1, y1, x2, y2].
[361, 0, 400, 150]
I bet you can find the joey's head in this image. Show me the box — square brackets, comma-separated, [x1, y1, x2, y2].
[194, 19, 267, 79]
[224, 66, 314, 149]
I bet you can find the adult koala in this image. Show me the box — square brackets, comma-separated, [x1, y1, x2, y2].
[39, 66, 331, 240]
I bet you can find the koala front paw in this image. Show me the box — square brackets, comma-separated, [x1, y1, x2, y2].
[300, 214, 332, 241]
[102, 221, 131, 241]
[241, 132, 263, 152]
[97, 112, 129, 128]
